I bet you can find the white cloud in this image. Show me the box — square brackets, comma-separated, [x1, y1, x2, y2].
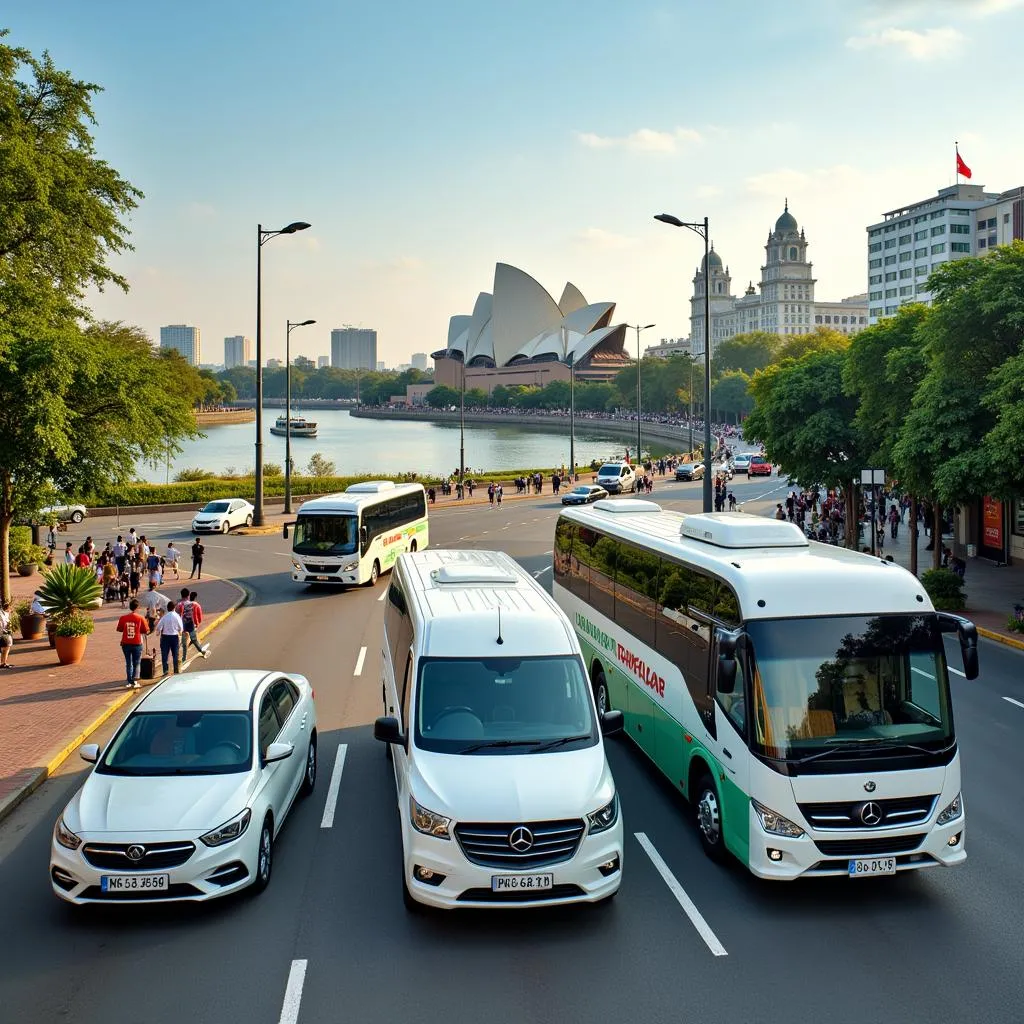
[745, 168, 812, 198]
[575, 227, 637, 251]
[695, 185, 723, 199]
[846, 26, 963, 59]
[574, 127, 702, 153]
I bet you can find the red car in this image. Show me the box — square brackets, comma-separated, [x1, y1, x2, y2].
[749, 456, 773, 476]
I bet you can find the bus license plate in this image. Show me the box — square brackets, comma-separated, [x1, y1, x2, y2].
[491, 873, 553, 892]
[101, 874, 169, 892]
[848, 857, 896, 878]
[315, 576, 330, 581]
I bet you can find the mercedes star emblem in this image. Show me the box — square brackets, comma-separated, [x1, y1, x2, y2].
[864, 781, 877, 793]
[859, 802, 883, 827]
[508, 826, 535, 853]
[126, 844, 146, 862]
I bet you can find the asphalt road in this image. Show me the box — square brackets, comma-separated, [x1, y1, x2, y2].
[2, 470, 1022, 1024]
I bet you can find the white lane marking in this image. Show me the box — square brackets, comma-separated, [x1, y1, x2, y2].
[949, 667, 966, 678]
[912, 667, 935, 679]
[320, 744, 348, 829]
[377, 589, 387, 602]
[533, 565, 552, 578]
[634, 832, 727, 957]
[278, 959, 308, 1024]
[1002, 696, 1024, 710]
[354, 646, 367, 676]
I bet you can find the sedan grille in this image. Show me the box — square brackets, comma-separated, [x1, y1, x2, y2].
[799, 796, 937, 831]
[814, 834, 925, 857]
[454, 819, 585, 869]
[82, 841, 196, 871]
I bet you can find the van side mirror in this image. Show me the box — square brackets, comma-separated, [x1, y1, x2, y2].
[600, 710, 624, 737]
[936, 612, 980, 680]
[282, 521, 294, 539]
[374, 716, 405, 746]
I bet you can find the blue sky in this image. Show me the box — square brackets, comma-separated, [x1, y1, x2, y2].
[8, 0, 1024, 365]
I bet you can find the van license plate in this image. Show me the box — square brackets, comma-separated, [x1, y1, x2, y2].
[100, 874, 169, 892]
[491, 873, 553, 892]
[848, 857, 896, 877]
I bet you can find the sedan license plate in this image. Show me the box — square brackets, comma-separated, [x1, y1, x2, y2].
[848, 857, 896, 878]
[100, 873, 169, 892]
[491, 873, 553, 892]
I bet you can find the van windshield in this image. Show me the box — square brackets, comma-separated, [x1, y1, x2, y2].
[414, 656, 597, 754]
[598, 465, 622, 476]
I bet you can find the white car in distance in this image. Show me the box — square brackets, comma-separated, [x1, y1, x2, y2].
[50, 670, 317, 904]
[192, 498, 255, 534]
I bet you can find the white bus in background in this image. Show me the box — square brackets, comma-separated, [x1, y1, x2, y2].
[552, 501, 979, 880]
[283, 481, 428, 586]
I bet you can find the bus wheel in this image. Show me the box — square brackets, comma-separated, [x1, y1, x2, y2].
[409, 540, 417, 553]
[367, 560, 380, 586]
[593, 670, 610, 716]
[695, 773, 727, 863]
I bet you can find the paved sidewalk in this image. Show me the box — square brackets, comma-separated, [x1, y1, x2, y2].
[0, 571, 246, 822]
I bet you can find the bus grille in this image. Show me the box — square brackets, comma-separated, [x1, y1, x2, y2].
[814, 834, 925, 857]
[799, 796, 937, 831]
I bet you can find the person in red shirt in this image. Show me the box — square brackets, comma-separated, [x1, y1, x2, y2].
[74, 546, 91, 569]
[116, 598, 150, 690]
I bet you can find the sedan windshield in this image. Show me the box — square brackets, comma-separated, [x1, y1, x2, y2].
[97, 711, 253, 775]
[744, 615, 953, 762]
[201, 501, 231, 513]
[571, 487, 591, 495]
[292, 513, 358, 556]
[415, 656, 597, 753]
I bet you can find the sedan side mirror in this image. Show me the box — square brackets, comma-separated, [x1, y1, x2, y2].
[79, 743, 100, 764]
[264, 741, 294, 765]
[600, 710, 624, 737]
[374, 716, 405, 746]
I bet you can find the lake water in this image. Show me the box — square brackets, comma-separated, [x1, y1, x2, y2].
[142, 409, 665, 483]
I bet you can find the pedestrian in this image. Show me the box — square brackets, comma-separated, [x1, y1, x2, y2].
[177, 589, 209, 660]
[155, 600, 184, 675]
[83, 536, 95, 558]
[113, 535, 127, 573]
[63, 542, 74, 565]
[118, 569, 130, 606]
[127, 527, 138, 549]
[166, 542, 181, 580]
[0, 599, 14, 669]
[139, 579, 165, 634]
[467, 479, 475, 497]
[189, 536, 205, 579]
[74, 546, 91, 568]
[496, 484, 503, 506]
[46, 524, 59, 555]
[129, 556, 141, 599]
[728, 491, 736, 511]
[116, 598, 150, 689]
[888, 504, 900, 540]
[488, 483, 495, 506]
[775, 503, 786, 521]
[30, 591, 46, 616]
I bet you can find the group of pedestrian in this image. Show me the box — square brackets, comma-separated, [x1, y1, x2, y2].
[115, 587, 209, 689]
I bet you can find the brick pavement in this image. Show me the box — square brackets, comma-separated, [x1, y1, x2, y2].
[0, 570, 244, 819]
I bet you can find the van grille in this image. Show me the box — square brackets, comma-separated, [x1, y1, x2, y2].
[454, 819, 585, 869]
[799, 796, 936, 831]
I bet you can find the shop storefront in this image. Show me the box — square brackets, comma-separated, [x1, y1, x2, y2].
[1012, 497, 1024, 563]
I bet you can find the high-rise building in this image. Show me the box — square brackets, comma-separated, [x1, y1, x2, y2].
[376, 361, 387, 372]
[224, 335, 252, 369]
[330, 327, 378, 370]
[411, 352, 428, 371]
[160, 324, 202, 366]
[317, 355, 329, 368]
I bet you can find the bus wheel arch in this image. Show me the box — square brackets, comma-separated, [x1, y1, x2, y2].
[590, 661, 611, 715]
[689, 759, 727, 863]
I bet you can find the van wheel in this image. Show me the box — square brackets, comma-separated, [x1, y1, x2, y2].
[695, 773, 727, 863]
[593, 670, 610, 716]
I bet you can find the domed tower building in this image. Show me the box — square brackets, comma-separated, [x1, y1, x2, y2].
[759, 200, 817, 336]
[689, 244, 733, 357]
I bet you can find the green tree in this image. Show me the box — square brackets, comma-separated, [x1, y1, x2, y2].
[0, 322, 200, 600]
[775, 326, 849, 363]
[575, 381, 616, 412]
[465, 387, 488, 407]
[306, 453, 335, 478]
[489, 384, 511, 408]
[711, 371, 753, 422]
[981, 350, 1024, 498]
[714, 332, 780, 376]
[424, 384, 460, 408]
[218, 366, 256, 399]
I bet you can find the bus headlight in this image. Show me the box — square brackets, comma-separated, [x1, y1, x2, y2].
[936, 793, 963, 826]
[291, 560, 302, 571]
[410, 797, 451, 839]
[343, 561, 358, 572]
[752, 799, 805, 838]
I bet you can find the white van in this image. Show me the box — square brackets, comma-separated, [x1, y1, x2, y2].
[375, 549, 624, 909]
[596, 461, 637, 494]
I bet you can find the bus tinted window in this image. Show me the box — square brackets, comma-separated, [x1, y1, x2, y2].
[577, 526, 616, 620]
[658, 561, 711, 711]
[554, 518, 573, 582]
[614, 542, 660, 646]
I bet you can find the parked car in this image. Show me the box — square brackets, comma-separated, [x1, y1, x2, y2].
[749, 456, 773, 477]
[39, 503, 88, 524]
[192, 498, 255, 534]
[561, 484, 609, 506]
[732, 453, 753, 474]
[50, 669, 318, 904]
[675, 462, 705, 481]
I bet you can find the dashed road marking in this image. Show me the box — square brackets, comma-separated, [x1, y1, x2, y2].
[320, 744, 348, 829]
[378, 589, 387, 602]
[533, 565, 552, 578]
[354, 646, 366, 676]
[1002, 696, 1024, 710]
[278, 959, 308, 1024]
[948, 667, 966, 678]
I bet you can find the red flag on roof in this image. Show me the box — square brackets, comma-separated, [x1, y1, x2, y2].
[956, 149, 972, 179]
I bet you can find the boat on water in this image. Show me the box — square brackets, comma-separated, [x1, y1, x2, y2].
[269, 415, 318, 438]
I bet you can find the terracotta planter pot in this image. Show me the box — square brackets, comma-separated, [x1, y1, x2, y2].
[20, 613, 46, 642]
[54, 634, 88, 666]
[17, 563, 37, 577]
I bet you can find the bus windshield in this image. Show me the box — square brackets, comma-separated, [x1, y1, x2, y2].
[744, 614, 953, 762]
[293, 514, 358, 556]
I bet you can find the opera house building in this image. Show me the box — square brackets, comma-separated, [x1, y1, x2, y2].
[432, 263, 632, 392]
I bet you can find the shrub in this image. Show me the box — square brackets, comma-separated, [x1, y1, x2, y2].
[38, 564, 103, 624]
[55, 611, 95, 638]
[920, 568, 966, 611]
[173, 467, 217, 482]
[264, 462, 283, 477]
[1007, 614, 1024, 635]
[7, 526, 33, 569]
[307, 453, 336, 478]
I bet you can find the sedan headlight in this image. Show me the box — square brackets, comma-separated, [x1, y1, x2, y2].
[752, 799, 805, 838]
[54, 816, 82, 851]
[409, 796, 451, 839]
[936, 793, 963, 826]
[587, 794, 619, 834]
[200, 808, 252, 847]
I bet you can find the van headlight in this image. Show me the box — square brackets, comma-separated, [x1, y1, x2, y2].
[936, 793, 962, 826]
[587, 794, 619, 834]
[54, 816, 82, 851]
[200, 808, 252, 847]
[752, 799, 805, 838]
[410, 796, 451, 839]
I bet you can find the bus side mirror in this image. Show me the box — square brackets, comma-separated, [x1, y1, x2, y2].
[936, 612, 979, 680]
[282, 521, 294, 539]
[715, 629, 742, 694]
[360, 525, 368, 544]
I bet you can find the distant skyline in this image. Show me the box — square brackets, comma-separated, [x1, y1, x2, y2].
[8, 1, 1024, 365]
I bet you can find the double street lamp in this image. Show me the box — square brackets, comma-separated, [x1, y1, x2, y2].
[254, 220, 311, 527]
[654, 213, 713, 513]
[561, 326, 576, 483]
[625, 323, 655, 466]
[283, 319, 316, 515]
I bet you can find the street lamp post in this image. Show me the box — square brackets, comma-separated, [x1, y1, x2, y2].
[283, 319, 316, 515]
[562, 325, 576, 482]
[688, 358, 695, 456]
[625, 323, 655, 466]
[654, 214, 712, 513]
[255, 220, 311, 526]
[459, 356, 466, 490]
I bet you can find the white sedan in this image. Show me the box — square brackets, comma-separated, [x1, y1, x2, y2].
[50, 670, 317, 904]
[191, 498, 255, 534]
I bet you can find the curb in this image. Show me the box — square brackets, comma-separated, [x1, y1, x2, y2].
[977, 626, 1024, 652]
[234, 524, 286, 537]
[0, 578, 249, 827]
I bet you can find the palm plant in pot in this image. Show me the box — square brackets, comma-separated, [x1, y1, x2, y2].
[37, 565, 102, 666]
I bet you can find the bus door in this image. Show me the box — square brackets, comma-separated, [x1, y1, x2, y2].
[710, 630, 751, 864]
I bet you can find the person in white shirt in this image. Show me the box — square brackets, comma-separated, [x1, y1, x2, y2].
[155, 600, 184, 674]
[166, 543, 181, 580]
[63, 542, 74, 565]
[138, 580, 165, 632]
[30, 593, 46, 616]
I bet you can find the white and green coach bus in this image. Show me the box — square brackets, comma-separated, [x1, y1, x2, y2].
[552, 500, 979, 880]
[283, 481, 428, 586]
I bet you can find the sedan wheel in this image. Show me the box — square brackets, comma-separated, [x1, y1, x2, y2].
[300, 738, 317, 796]
[221, 520, 230, 534]
[253, 817, 273, 892]
[71, 510, 84, 524]
[245, 513, 253, 527]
